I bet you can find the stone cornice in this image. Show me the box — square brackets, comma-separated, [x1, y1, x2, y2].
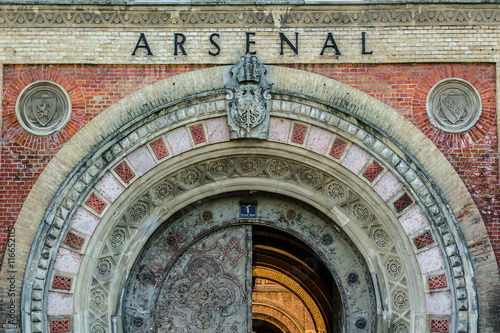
[0, 4, 499, 28]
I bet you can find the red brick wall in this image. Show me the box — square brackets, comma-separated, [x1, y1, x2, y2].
[0, 65, 208, 266]
[1, 63, 498, 271]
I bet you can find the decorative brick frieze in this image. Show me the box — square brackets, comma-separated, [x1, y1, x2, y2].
[85, 193, 106, 214]
[64, 232, 85, 250]
[1, 6, 500, 28]
[414, 230, 434, 249]
[114, 161, 135, 183]
[430, 318, 449, 332]
[291, 123, 308, 144]
[393, 193, 413, 213]
[50, 319, 70, 333]
[363, 161, 384, 182]
[428, 274, 447, 290]
[189, 124, 206, 145]
[329, 137, 348, 159]
[150, 138, 169, 160]
[52, 275, 73, 291]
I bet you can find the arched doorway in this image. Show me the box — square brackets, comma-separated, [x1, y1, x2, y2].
[16, 63, 487, 333]
[122, 192, 374, 332]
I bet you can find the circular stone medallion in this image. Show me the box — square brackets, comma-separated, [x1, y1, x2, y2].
[15, 81, 71, 136]
[426, 78, 481, 133]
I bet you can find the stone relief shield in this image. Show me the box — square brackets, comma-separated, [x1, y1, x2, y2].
[426, 78, 482, 133]
[15, 80, 71, 136]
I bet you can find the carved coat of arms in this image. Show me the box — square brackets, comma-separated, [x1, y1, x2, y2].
[31, 92, 58, 127]
[426, 79, 481, 133]
[225, 54, 272, 140]
[439, 90, 467, 124]
[15, 82, 71, 136]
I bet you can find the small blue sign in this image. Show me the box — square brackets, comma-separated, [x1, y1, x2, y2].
[240, 202, 257, 218]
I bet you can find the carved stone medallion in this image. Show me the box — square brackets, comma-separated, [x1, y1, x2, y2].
[226, 54, 272, 140]
[15, 81, 71, 136]
[426, 78, 481, 133]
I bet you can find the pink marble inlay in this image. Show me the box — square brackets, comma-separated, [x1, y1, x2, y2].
[416, 246, 446, 274]
[94, 172, 125, 203]
[426, 292, 452, 315]
[166, 127, 193, 155]
[54, 247, 83, 275]
[305, 126, 333, 155]
[47, 292, 74, 316]
[399, 205, 430, 235]
[373, 171, 403, 202]
[69, 207, 101, 236]
[341, 144, 371, 175]
[268, 117, 291, 143]
[206, 117, 229, 143]
[127, 146, 157, 176]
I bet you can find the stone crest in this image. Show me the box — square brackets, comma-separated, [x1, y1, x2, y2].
[226, 54, 272, 140]
[426, 78, 481, 133]
[15, 81, 71, 136]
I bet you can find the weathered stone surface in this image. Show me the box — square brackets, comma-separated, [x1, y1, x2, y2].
[341, 144, 371, 175]
[94, 172, 125, 203]
[53, 248, 83, 275]
[69, 207, 101, 236]
[416, 246, 446, 274]
[398, 206, 430, 236]
[166, 126, 193, 155]
[127, 146, 157, 176]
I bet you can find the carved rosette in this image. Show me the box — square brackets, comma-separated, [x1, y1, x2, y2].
[15, 81, 71, 136]
[226, 54, 272, 140]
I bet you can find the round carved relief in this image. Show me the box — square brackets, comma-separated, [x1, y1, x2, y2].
[128, 203, 147, 220]
[153, 182, 173, 200]
[373, 229, 390, 248]
[426, 78, 482, 133]
[90, 290, 107, 309]
[90, 324, 106, 333]
[299, 169, 319, 186]
[268, 159, 290, 178]
[393, 322, 409, 333]
[109, 228, 126, 249]
[327, 182, 345, 201]
[15, 81, 71, 136]
[352, 203, 369, 222]
[393, 290, 409, 309]
[210, 160, 229, 177]
[239, 157, 261, 176]
[182, 169, 200, 185]
[96, 258, 112, 279]
[386, 258, 402, 279]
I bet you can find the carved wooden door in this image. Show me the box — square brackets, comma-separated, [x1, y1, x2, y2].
[123, 226, 252, 333]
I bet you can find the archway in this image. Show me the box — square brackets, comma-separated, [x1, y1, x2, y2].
[122, 192, 365, 332]
[14, 61, 489, 333]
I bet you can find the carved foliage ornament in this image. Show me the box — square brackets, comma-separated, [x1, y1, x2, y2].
[15, 81, 71, 136]
[426, 78, 482, 133]
[226, 54, 272, 140]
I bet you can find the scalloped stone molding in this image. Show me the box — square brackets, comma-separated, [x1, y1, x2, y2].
[1, 5, 500, 28]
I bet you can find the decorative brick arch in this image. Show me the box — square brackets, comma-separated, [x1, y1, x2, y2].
[7, 65, 496, 333]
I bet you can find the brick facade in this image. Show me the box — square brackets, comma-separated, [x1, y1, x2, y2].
[2, 63, 497, 269]
[0, 2, 499, 332]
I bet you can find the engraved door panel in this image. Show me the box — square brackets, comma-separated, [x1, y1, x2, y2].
[123, 225, 252, 333]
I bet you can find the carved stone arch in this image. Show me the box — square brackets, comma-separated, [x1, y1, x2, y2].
[14, 64, 493, 333]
